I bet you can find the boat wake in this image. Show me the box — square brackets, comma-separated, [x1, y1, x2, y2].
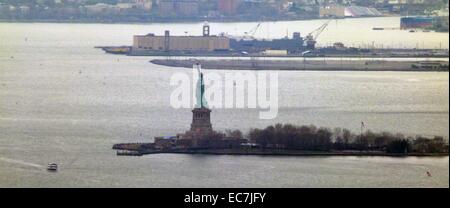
[0, 156, 44, 169]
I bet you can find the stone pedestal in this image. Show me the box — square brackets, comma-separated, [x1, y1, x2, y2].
[190, 107, 212, 138]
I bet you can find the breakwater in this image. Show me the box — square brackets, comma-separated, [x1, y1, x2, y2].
[150, 59, 449, 71]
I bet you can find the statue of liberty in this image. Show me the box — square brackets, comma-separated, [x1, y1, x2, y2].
[194, 63, 208, 108]
[189, 63, 213, 138]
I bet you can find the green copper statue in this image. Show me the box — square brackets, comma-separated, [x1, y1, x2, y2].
[195, 63, 208, 108]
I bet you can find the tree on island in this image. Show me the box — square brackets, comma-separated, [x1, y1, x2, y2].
[245, 123, 448, 154]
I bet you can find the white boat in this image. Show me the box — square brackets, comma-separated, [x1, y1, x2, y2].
[47, 163, 58, 171]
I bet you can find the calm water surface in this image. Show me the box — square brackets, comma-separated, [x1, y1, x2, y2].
[0, 17, 448, 187]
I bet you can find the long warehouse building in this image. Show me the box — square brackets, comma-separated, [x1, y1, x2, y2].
[133, 25, 230, 52]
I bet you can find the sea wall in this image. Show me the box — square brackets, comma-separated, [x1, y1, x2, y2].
[150, 59, 449, 71]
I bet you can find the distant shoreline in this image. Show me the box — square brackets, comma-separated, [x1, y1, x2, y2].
[0, 18, 208, 24]
[0, 15, 403, 25]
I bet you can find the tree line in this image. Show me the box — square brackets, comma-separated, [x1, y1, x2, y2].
[233, 123, 449, 154]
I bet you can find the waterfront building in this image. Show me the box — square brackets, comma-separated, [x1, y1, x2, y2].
[218, 0, 240, 15]
[158, 0, 199, 17]
[177, 0, 199, 16]
[319, 5, 382, 17]
[19, 5, 30, 14]
[319, 5, 345, 17]
[154, 136, 177, 149]
[344, 6, 382, 17]
[133, 32, 230, 51]
[158, 0, 175, 15]
[116, 3, 137, 10]
[85, 3, 116, 15]
[400, 16, 434, 29]
[387, 0, 428, 14]
[133, 25, 230, 52]
[135, 0, 153, 10]
[0, 4, 8, 13]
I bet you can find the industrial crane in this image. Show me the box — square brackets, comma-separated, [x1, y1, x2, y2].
[305, 19, 332, 50]
[244, 22, 262, 39]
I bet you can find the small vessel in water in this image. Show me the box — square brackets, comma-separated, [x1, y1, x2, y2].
[96, 46, 131, 54]
[47, 163, 58, 172]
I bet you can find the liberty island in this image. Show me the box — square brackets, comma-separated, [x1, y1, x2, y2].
[112, 63, 448, 157]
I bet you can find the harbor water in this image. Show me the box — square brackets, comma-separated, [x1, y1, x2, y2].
[0, 17, 448, 187]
